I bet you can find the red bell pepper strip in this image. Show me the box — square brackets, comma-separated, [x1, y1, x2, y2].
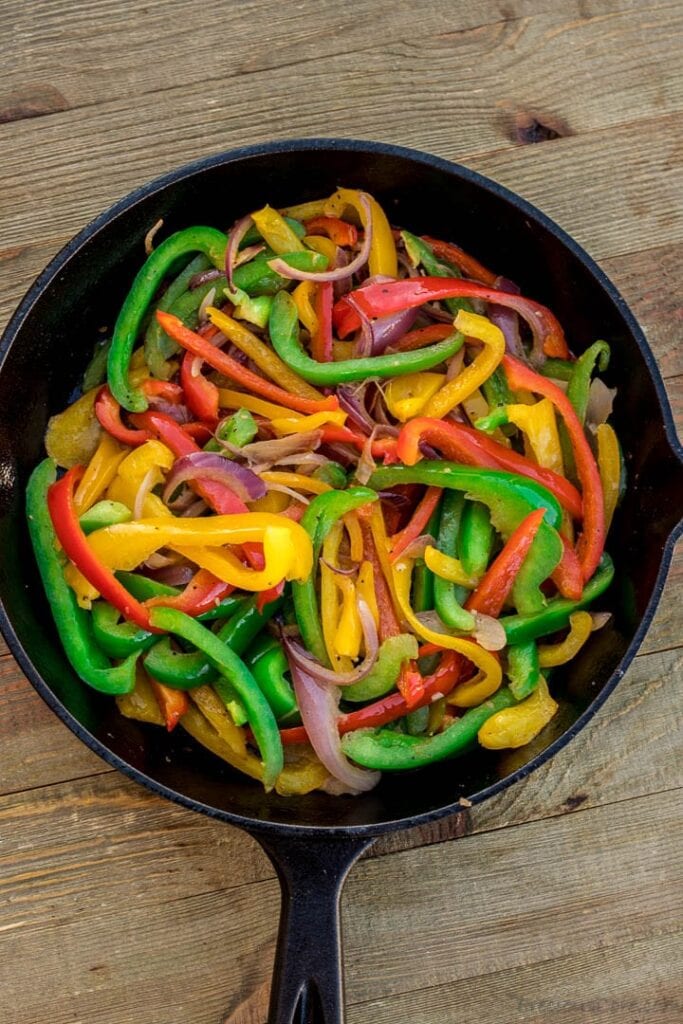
[304, 216, 358, 247]
[145, 568, 233, 616]
[396, 418, 583, 521]
[280, 650, 463, 744]
[421, 236, 498, 286]
[95, 386, 151, 447]
[141, 380, 184, 403]
[148, 676, 189, 731]
[551, 536, 583, 601]
[396, 660, 425, 709]
[320, 424, 397, 459]
[180, 421, 214, 444]
[334, 277, 570, 358]
[358, 513, 401, 641]
[47, 466, 160, 632]
[311, 281, 333, 362]
[180, 350, 220, 424]
[389, 486, 442, 561]
[502, 355, 605, 581]
[465, 508, 545, 617]
[129, 410, 265, 571]
[389, 323, 455, 353]
[155, 311, 339, 415]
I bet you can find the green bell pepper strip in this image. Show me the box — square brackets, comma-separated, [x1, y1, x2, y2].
[146, 278, 217, 379]
[540, 358, 575, 382]
[482, 367, 513, 410]
[561, 341, 611, 477]
[231, 249, 327, 297]
[369, 462, 563, 614]
[401, 231, 474, 316]
[342, 687, 518, 770]
[269, 291, 465, 385]
[459, 501, 494, 579]
[292, 487, 379, 667]
[242, 216, 306, 247]
[342, 634, 419, 703]
[312, 461, 347, 489]
[108, 227, 228, 411]
[499, 554, 614, 645]
[507, 640, 540, 700]
[115, 571, 244, 622]
[144, 253, 212, 378]
[433, 491, 474, 632]
[26, 459, 138, 695]
[143, 594, 282, 688]
[148, 607, 283, 789]
[79, 500, 131, 534]
[83, 338, 112, 390]
[244, 636, 299, 724]
[91, 601, 159, 658]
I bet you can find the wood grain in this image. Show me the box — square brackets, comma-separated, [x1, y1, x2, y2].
[0, 0, 682, 1021]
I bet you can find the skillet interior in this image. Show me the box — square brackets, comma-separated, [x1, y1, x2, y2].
[0, 139, 680, 833]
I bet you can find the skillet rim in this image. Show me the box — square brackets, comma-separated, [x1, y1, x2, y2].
[1, 136, 681, 838]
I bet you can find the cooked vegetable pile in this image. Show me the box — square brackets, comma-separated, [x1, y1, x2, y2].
[27, 188, 621, 796]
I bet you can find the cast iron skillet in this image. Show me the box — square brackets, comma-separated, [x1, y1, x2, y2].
[0, 139, 681, 1023]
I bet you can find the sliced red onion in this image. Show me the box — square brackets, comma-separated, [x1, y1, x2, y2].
[198, 285, 217, 324]
[320, 559, 356, 576]
[472, 613, 507, 651]
[234, 431, 322, 467]
[446, 348, 465, 382]
[190, 267, 224, 291]
[147, 397, 193, 424]
[284, 600, 378, 687]
[225, 214, 254, 291]
[163, 452, 265, 504]
[352, 301, 374, 358]
[268, 193, 374, 283]
[591, 611, 612, 631]
[354, 429, 377, 485]
[288, 659, 380, 794]
[371, 307, 419, 355]
[144, 550, 181, 570]
[585, 378, 617, 431]
[337, 387, 374, 434]
[234, 242, 265, 268]
[180, 498, 209, 518]
[489, 276, 525, 359]
[266, 483, 310, 505]
[149, 563, 196, 587]
[333, 248, 352, 300]
[398, 534, 437, 560]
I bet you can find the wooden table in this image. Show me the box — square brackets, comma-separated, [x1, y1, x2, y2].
[1, 2, 681, 1021]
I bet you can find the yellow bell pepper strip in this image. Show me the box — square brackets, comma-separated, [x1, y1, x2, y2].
[149, 607, 283, 790]
[260, 471, 332, 496]
[477, 398, 565, 476]
[538, 610, 593, 667]
[478, 676, 557, 749]
[45, 387, 102, 469]
[116, 666, 165, 725]
[384, 372, 447, 422]
[158, 310, 340, 415]
[205, 305, 323, 401]
[188, 684, 248, 755]
[356, 559, 380, 629]
[422, 310, 506, 419]
[292, 280, 319, 336]
[321, 523, 354, 673]
[85, 512, 312, 583]
[304, 234, 338, 264]
[73, 433, 127, 515]
[324, 187, 398, 278]
[424, 546, 479, 589]
[333, 577, 363, 660]
[596, 423, 621, 533]
[106, 439, 174, 520]
[280, 198, 330, 221]
[171, 527, 310, 592]
[269, 410, 347, 435]
[251, 204, 306, 254]
[344, 512, 364, 563]
[217, 388, 293, 420]
[392, 556, 503, 696]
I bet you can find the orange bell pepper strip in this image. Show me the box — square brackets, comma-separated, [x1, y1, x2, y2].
[155, 311, 339, 415]
[148, 677, 189, 732]
[502, 355, 605, 581]
[389, 323, 455, 353]
[396, 418, 583, 521]
[145, 568, 233, 616]
[304, 216, 358, 247]
[421, 235, 498, 286]
[465, 509, 545, 617]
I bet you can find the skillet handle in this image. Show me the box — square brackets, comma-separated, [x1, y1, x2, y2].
[253, 831, 375, 1024]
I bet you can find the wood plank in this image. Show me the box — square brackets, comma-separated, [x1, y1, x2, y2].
[0, 642, 679, 928]
[0, 787, 678, 1023]
[0, 33, 681, 256]
[349, 930, 683, 1024]
[1, 0, 680, 129]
